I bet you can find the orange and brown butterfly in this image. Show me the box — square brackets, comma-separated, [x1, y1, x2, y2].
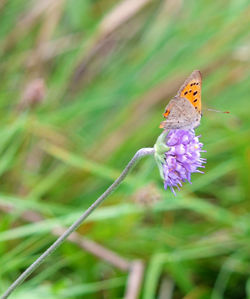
[160, 70, 202, 130]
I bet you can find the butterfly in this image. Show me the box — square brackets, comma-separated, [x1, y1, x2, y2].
[160, 70, 202, 130]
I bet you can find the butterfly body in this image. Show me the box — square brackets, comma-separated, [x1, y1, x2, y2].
[160, 70, 202, 130]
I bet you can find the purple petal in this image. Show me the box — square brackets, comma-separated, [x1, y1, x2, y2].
[162, 129, 206, 194]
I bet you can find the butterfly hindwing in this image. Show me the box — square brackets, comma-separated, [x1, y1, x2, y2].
[160, 97, 201, 130]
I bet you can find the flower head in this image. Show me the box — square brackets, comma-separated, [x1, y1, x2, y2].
[154, 129, 206, 195]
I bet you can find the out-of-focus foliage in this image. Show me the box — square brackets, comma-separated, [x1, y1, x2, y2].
[0, 0, 250, 298]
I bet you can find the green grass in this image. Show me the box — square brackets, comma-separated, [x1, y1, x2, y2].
[0, 0, 250, 298]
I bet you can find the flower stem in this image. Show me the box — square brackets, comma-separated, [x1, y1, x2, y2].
[1, 147, 155, 299]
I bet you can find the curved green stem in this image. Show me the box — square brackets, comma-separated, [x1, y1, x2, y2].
[1, 147, 155, 299]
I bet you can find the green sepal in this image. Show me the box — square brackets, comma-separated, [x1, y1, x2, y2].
[154, 131, 170, 180]
[154, 131, 169, 155]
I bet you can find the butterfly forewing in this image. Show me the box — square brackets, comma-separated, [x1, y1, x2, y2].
[177, 70, 202, 113]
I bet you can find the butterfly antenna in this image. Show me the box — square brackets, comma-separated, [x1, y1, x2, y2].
[206, 108, 230, 114]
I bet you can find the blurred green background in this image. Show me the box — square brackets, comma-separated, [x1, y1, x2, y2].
[0, 0, 250, 298]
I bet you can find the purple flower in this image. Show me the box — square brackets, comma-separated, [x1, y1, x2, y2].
[155, 130, 206, 195]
